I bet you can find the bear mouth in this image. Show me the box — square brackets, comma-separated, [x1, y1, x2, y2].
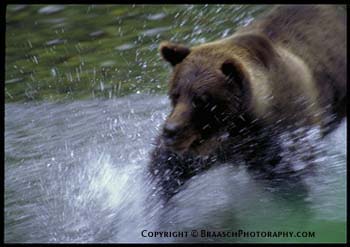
[189, 131, 230, 155]
[162, 134, 198, 154]
[163, 130, 230, 156]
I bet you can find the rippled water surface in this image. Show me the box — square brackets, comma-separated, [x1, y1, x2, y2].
[6, 4, 268, 102]
[5, 4, 346, 243]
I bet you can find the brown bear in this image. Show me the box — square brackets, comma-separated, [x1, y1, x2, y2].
[148, 5, 346, 201]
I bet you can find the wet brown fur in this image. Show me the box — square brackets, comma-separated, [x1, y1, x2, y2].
[149, 5, 346, 201]
[241, 5, 346, 126]
[158, 5, 346, 154]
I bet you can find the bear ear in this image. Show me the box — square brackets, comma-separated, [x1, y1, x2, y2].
[159, 41, 191, 66]
[221, 59, 245, 84]
[234, 34, 276, 68]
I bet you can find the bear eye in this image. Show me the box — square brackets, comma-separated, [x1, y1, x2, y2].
[170, 92, 180, 104]
[193, 94, 210, 108]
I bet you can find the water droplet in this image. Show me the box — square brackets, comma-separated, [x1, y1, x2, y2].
[32, 56, 38, 64]
[141, 27, 170, 37]
[146, 13, 166, 21]
[38, 5, 65, 15]
[46, 39, 65, 46]
[51, 68, 57, 77]
[89, 30, 105, 37]
[114, 43, 134, 51]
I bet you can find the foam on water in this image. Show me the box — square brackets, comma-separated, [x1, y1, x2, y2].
[5, 94, 346, 243]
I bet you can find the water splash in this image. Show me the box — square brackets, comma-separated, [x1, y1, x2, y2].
[5, 95, 346, 243]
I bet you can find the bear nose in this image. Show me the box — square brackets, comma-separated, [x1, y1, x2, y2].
[163, 122, 181, 139]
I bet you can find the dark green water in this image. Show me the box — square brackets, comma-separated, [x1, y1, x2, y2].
[6, 4, 267, 102]
[5, 4, 346, 243]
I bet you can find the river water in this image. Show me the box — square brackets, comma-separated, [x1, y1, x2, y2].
[5, 94, 346, 243]
[5, 4, 346, 243]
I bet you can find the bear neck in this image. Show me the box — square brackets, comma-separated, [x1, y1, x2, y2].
[242, 45, 322, 130]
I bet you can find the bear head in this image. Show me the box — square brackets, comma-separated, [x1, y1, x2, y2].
[159, 34, 276, 156]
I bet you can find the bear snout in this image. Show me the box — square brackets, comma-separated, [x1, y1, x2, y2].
[163, 122, 182, 140]
[161, 121, 199, 153]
